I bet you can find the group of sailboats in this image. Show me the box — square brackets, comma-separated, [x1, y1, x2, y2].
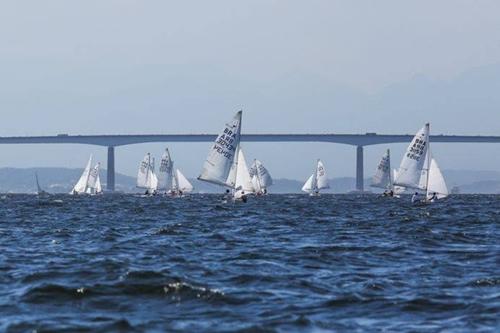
[51, 114, 448, 204]
[370, 123, 449, 203]
[70, 155, 102, 195]
[198, 111, 274, 202]
[137, 149, 193, 196]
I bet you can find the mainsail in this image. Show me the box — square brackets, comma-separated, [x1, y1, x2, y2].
[371, 149, 392, 189]
[198, 111, 242, 188]
[394, 123, 430, 189]
[137, 153, 157, 192]
[71, 155, 93, 194]
[157, 149, 173, 191]
[35, 172, 48, 195]
[86, 163, 102, 195]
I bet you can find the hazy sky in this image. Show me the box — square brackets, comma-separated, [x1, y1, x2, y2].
[1, 0, 500, 180]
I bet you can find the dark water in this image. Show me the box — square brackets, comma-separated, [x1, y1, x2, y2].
[0, 194, 498, 332]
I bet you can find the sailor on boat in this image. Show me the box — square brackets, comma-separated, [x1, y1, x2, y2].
[411, 192, 420, 203]
[383, 189, 394, 197]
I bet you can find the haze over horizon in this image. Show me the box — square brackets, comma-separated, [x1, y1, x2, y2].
[1, 0, 500, 179]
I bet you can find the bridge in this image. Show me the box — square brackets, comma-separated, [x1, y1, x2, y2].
[1, 133, 499, 192]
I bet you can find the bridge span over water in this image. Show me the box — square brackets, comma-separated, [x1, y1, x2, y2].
[1, 133, 499, 192]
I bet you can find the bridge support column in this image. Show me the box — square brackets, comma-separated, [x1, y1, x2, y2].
[356, 146, 364, 192]
[107, 146, 115, 192]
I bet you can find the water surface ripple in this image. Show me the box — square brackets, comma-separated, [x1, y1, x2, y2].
[0, 194, 499, 332]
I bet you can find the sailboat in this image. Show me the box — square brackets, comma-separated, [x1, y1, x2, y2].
[35, 172, 49, 196]
[157, 148, 194, 196]
[249, 159, 273, 195]
[371, 149, 392, 191]
[198, 111, 244, 201]
[370, 149, 404, 196]
[302, 159, 330, 196]
[70, 155, 102, 195]
[393, 123, 448, 202]
[137, 153, 158, 195]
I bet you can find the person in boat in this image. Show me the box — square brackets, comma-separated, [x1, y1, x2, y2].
[411, 192, 420, 203]
[263, 189, 267, 195]
[240, 191, 248, 203]
[383, 189, 393, 197]
[179, 190, 183, 196]
[429, 192, 438, 202]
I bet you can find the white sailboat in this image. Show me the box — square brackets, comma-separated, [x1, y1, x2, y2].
[70, 155, 102, 195]
[157, 148, 194, 196]
[250, 159, 273, 195]
[302, 159, 330, 196]
[35, 172, 49, 196]
[137, 153, 157, 195]
[371, 149, 404, 196]
[371, 149, 392, 190]
[198, 111, 244, 200]
[394, 123, 448, 202]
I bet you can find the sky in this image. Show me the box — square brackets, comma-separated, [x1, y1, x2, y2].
[1, 0, 500, 180]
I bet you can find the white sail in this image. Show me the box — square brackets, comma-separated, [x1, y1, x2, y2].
[302, 174, 315, 193]
[71, 155, 93, 194]
[198, 111, 242, 188]
[86, 163, 101, 194]
[392, 169, 406, 194]
[35, 172, 44, 194]
[176, 169, 194, 193]
[150, 171, 159, 191]
[426, 158, 448, 200]
[371, 149, 392, 189]
[254, 160, 273, 188]
[137, 153, 152, 189]
[394, 123, 430, 189]
[252, 175, 262, 193]
[149, 157, 158, 191]
[234, 149, 254, 193]
[316, 160, 330, 190]
[157, 149, 173, 191]
[95, 173, 102, 194]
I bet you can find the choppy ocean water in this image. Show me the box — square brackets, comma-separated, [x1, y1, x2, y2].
[0, 194, 498, 332]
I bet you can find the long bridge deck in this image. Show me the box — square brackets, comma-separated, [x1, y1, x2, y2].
[1, 133, 498, 191]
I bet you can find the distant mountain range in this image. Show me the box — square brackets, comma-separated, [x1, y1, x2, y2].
[1, 167, 500, 194]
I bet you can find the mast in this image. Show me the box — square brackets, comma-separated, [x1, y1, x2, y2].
[387, 149, 392, 190]
[424, 123, 431, 197]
